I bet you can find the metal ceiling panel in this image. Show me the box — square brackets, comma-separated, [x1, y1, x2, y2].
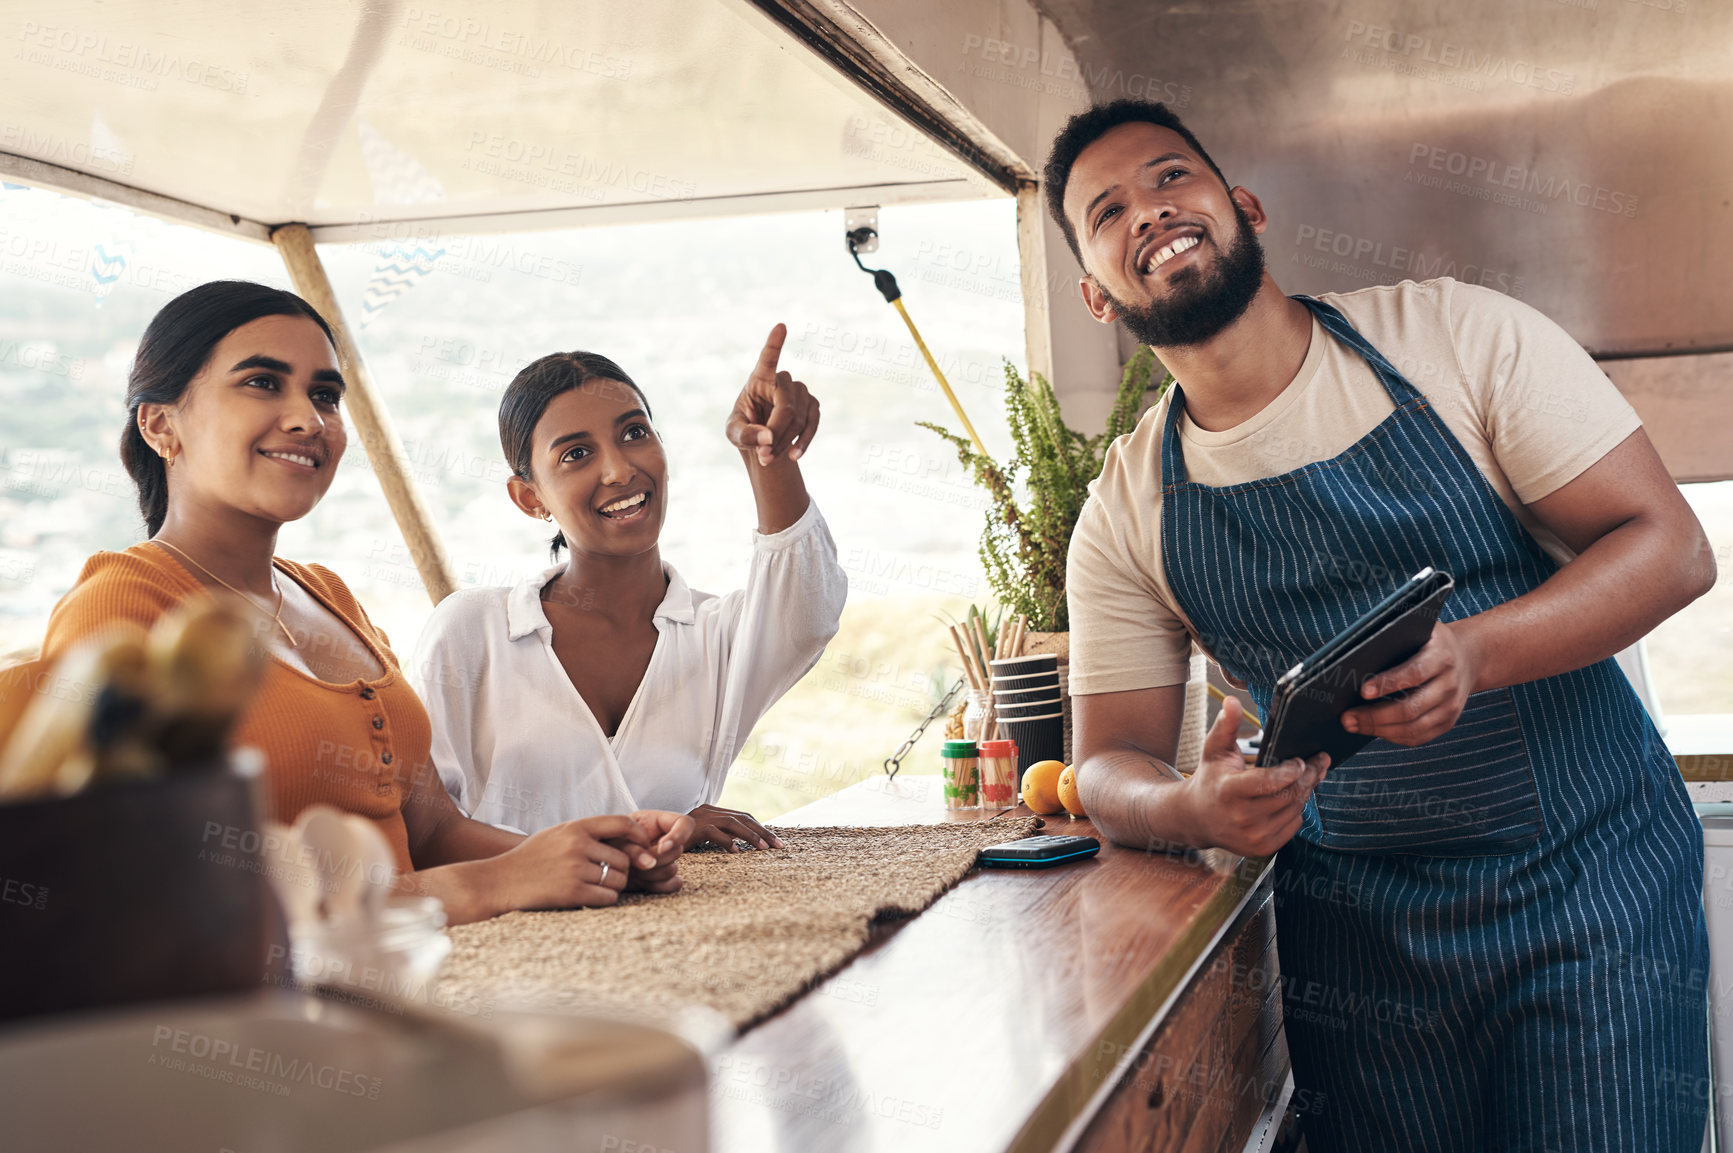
[1034, 0, 1733, 356]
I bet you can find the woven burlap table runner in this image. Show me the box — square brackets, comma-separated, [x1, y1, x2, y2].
[437, 817, 1039, 1030]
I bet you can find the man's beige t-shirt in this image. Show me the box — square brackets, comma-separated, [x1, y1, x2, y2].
[1067, 277, 1641, 695]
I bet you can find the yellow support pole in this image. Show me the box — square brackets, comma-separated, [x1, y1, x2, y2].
[272, 224, 458, 604]
[891, 297, 989, 460]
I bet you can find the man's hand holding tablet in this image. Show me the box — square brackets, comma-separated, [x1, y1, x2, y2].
[1182, 696, 1329, 858]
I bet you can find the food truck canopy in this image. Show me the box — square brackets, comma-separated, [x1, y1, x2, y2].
[0, 0, 1005, 243]
[7, 0, 1730, 354]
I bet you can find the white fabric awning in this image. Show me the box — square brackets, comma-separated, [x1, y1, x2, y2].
[0, 0, 1004, 242]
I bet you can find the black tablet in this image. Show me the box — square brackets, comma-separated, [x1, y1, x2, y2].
[1255, 567, 1454, 770]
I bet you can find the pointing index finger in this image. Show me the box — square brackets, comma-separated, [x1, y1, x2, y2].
[750, 323, 788, 387]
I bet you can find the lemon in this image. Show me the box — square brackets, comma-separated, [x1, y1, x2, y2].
[1021, 759, 1066, 816]
[1057, 765, 1086, 818]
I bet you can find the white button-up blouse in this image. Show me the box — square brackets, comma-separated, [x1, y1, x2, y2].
[411, 501, 847, 832]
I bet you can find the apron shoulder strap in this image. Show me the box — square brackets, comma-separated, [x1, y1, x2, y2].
[1161, 294, 1433, 489]
[1159, 382, 1190, 489]
[1292, 295, 1426, 407]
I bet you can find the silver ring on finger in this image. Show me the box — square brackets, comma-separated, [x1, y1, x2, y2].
[599, 861, 611, 886]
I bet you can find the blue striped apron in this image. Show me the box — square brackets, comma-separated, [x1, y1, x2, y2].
[1159, 297, 1709, 1151]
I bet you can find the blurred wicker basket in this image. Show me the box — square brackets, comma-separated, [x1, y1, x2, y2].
[0, 759, 280, 1022]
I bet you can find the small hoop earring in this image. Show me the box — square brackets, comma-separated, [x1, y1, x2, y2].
[163, 452, 175, 469]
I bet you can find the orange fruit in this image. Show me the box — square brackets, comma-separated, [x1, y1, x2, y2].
[1057, 765, 1086, 818]
[1021, 759, 1066, 815]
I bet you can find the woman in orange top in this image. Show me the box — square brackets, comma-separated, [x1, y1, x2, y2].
[37, 280, 693, 924]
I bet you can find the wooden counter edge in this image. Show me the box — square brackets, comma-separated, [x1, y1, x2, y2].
[1679, 753, 1733, 782]
[1670, 714, 1733, 781]
[1007, 854, 1275, 1153]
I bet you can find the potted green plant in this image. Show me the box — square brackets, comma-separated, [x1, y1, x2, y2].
[920, 345, 1170, 645]
[921, 349, 1171, 765]
[923, 353, 1249, 778]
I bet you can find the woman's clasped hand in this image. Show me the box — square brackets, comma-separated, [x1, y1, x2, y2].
[466, 810, 697, 912]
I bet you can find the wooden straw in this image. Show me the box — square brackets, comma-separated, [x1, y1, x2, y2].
[981, 616, 1004, 741]
[987, 614, 1029, 745]
[949, 620, 1004, 742]
[966, 628, 986, 689]
[949, 626, 981, 691]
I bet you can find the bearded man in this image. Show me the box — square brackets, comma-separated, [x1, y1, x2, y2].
[1050, 99, 1715, 1153]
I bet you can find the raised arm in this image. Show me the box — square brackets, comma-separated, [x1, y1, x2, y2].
[725, 323, 820, 534]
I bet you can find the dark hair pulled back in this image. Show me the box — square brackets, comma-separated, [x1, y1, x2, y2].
[498, 351, 652, 558]
[121, 280, 337, 536]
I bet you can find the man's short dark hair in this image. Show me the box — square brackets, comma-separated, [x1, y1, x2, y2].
[1042, 100, 1231, 265]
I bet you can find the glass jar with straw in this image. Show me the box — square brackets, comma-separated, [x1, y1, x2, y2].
[947, 608, 1028, 749]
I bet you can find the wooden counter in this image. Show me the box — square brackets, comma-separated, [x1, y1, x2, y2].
[713, 774, 1287, 1153]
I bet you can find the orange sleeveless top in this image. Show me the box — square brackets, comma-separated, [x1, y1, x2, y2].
[37, 544, 426, 875]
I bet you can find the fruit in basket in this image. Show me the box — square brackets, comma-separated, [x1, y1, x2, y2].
[0, 602, 265, 801]
[1057, 765, 1086, 818]
[150, 603, 265, 763]
[1021, 759, 1066, 815]
[0, 627, 151, 798]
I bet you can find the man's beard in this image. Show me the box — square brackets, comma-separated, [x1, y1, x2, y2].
[1100, 204, 1267, 348]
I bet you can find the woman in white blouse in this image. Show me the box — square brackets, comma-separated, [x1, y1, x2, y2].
[413, 325, 847, 850]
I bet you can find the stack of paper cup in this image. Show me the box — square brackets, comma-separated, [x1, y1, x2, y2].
[989, 654, 1065, 778]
